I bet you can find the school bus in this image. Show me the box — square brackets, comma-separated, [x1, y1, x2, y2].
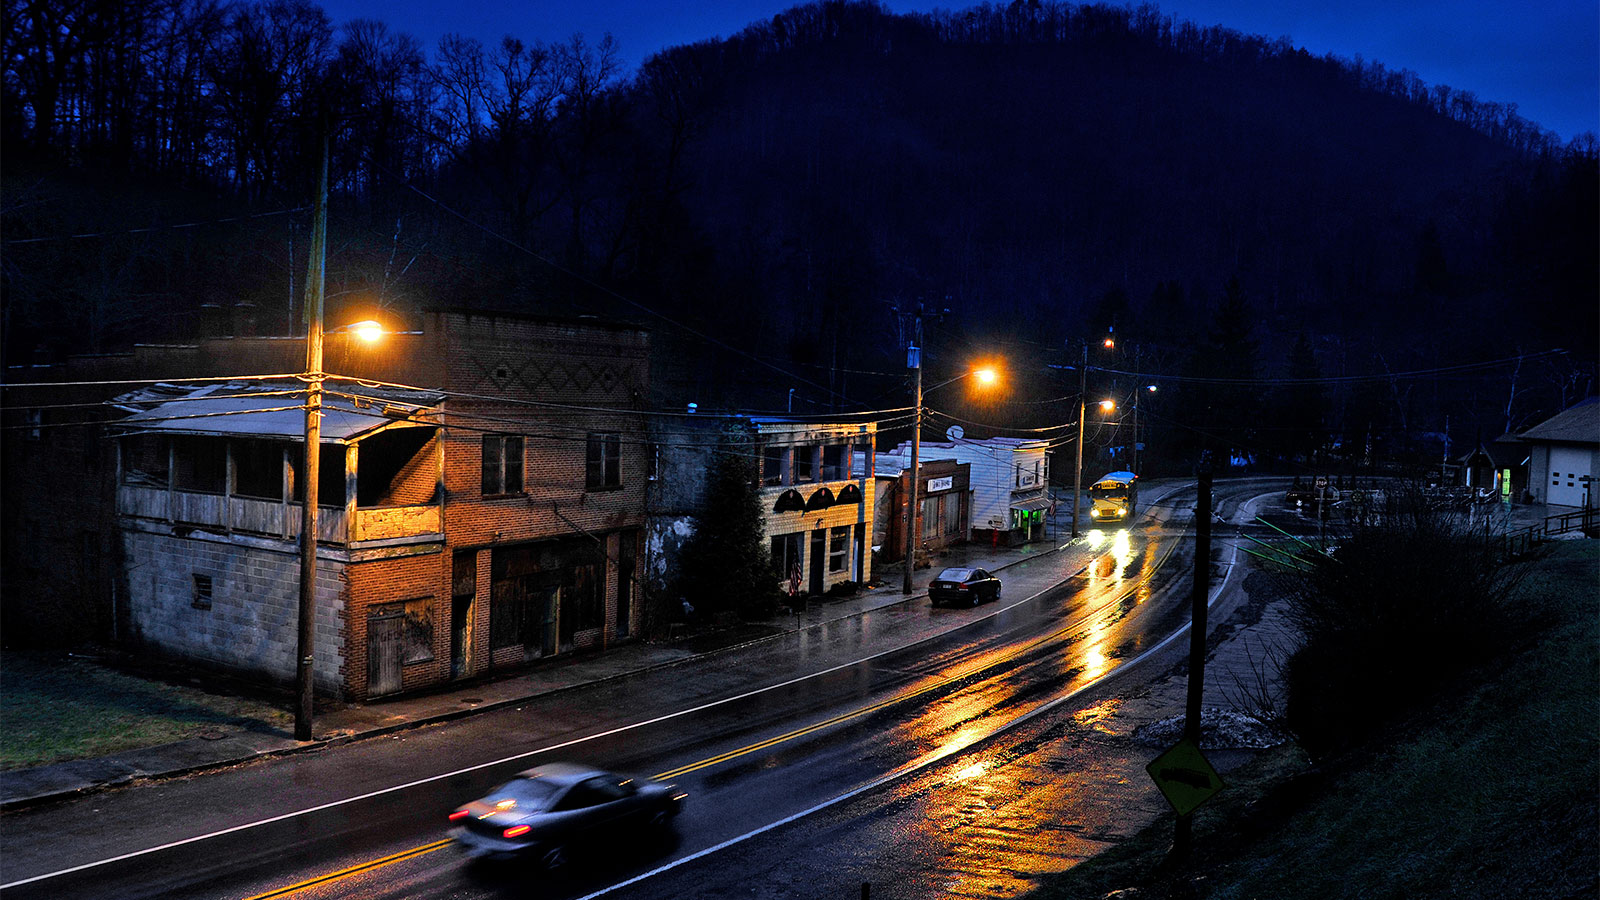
[1088, 471, 1138, 521]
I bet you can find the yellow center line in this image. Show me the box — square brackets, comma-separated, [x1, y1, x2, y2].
[241, 839, 455, 900]
[653, 532, 1181, 781]
[242, 531, 1183, 899]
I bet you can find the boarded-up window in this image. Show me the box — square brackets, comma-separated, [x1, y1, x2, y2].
[402, 598, 434, 664]
[571, 559, 602, 632]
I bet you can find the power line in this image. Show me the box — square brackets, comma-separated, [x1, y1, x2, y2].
[3, 206, 309, 245]
[1080, 349, 1566, 387]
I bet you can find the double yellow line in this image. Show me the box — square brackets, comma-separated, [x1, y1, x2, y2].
[243, 839, 454, 900]
[245, 534, 1180, 898]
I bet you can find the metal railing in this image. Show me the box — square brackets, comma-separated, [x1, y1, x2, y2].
[1500, 506, 1597, 558]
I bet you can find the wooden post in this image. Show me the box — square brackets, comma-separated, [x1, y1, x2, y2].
[1173, 469, 1213, 860]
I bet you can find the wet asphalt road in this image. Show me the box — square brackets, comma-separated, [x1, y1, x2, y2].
[0, 478, 1293, 900]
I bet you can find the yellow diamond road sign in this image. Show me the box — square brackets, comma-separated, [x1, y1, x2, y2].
[1146, 737, 1224, 816]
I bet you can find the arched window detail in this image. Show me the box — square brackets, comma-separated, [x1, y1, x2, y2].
[773, 489, 806, 513]
[804, 487, 836, 511]
[835, 484, 863, 504]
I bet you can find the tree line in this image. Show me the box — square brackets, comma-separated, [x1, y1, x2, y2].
[4, 0, 1594, 471]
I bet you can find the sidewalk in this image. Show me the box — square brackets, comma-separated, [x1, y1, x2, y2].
[0, 492, 1121, 812]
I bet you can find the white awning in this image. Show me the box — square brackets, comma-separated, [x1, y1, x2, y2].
[1011, 495, 1053, 512]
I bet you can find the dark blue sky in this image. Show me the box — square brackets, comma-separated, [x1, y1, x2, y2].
[321, 0, 1597, 143]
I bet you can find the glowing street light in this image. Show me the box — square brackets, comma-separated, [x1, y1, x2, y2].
[903, 354, 1000, 594]
[350, 319, 384, 343]
[1099, 399, 1116, 413]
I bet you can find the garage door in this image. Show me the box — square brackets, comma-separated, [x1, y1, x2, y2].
[1547, 446, 1593, 507]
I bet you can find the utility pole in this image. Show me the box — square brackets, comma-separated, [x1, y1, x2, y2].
[902, 302, 924, 594]
[1132, 345, 1141, 476]
[1072, 341, 1087, 538]
[295, 132, 328, 742]
[1173, 467, 1213, 859]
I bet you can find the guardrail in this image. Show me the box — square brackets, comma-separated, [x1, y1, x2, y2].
[1500, 507, 1596, 558]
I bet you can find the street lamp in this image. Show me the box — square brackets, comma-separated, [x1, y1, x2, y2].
[902, 363, 999, 594]
[295, 128, 386, 741]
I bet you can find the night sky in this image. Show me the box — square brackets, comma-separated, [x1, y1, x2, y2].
[317, 0, 1598, 144]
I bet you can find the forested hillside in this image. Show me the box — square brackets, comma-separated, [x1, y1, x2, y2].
[4, 0, 1594, 465]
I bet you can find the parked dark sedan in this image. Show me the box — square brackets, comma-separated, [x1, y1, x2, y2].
[449, 763, 685, 866]
[928, 567, 1002, 607]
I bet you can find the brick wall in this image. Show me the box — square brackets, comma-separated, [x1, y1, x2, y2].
[344, 546, 448, 698]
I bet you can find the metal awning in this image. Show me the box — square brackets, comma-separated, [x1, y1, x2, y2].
[1011, 495, 1053, 512]
[112, 381, 442, 443]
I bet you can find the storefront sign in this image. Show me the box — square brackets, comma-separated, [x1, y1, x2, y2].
[927, 476, 954, 493]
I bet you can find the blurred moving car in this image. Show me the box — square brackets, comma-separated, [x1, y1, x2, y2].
[449, 762, 685, 866]
[928, 567, 1002, 607]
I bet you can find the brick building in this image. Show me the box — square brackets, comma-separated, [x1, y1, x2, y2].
[16, 310, 651, 700]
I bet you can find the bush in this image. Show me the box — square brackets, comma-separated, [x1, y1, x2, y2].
[1277, 485, 1535, 757]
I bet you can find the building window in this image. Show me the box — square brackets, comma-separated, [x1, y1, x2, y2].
[122, 434, 170, 487]
[822, 444, 848, 481]
[481, 435, 524, 495]
[934, 490, 960, 531]
[192, 574, 213, 610]
[402, 598, 435, 664]
[234, 439, 287, 500]
[829, 526, 850, 573]
[173, 436, 227, 494]
[771, 532, 803, 583]
[762, 445, 785, 486]
[586, 433, 621, 490]
[793, 446, 815, 483]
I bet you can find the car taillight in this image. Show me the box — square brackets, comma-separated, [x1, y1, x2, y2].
[957, 583, 970, 590]
[503, 825, 531, 838]
[448, 809, 469, 821]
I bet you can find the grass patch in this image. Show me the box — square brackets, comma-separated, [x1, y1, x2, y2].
[1030, 540, 1599, 900]
[0, 651, 291, 770]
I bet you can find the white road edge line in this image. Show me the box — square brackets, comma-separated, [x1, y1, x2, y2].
[0, 480, 1216, 891]
[575, 514, 1249, 900]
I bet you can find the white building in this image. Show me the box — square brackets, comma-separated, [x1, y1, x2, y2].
[1520, 398, 1599, 509]
[883, 436, 1052, 545]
